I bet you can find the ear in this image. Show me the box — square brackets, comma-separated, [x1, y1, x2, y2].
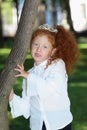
[51, 48, 57, 56]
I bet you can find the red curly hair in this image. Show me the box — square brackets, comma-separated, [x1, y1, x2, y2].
[30, 25, 79, 74]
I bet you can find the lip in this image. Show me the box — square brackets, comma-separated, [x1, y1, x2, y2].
[34, 53, 41, 57]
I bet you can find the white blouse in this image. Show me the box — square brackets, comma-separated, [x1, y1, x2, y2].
[9, 59, 73, 130]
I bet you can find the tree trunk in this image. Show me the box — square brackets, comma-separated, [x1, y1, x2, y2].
[63, 0, 74, 31]
[0, 0, 4, 48]
[0, 0, 41, 130]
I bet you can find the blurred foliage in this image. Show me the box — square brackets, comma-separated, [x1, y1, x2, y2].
[1, 0, 13, 24]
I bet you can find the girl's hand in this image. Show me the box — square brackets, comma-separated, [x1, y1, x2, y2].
[9, 89, 14, 101]
[15, 64, 28, 78]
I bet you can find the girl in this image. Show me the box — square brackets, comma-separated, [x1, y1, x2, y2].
[9, 24, 79, 130]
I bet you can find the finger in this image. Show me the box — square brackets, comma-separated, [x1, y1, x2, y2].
[19, 64, 24, 67]
[21, 64, 24, 70]
[14, 68, 22, 72]
[17, 64, 24, 70]
[15, 74, 22, 77]
[17, 64, 22, 69]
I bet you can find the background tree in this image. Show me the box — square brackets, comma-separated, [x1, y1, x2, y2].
[0, 0, 41, 130]
[61, 0, 74, 31]
[44, 0, 74, 31]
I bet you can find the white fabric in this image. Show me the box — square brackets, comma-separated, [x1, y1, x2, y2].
[9, 59, 73, 130]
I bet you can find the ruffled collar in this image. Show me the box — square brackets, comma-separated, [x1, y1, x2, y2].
[34, 60, 48, 69]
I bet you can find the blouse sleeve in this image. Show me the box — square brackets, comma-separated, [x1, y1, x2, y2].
[27, 60, 68, 101]
[9, 79, 30, 119]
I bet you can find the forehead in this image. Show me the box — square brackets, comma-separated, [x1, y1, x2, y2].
[33, 35, 51, 44]
[31, 30, 55, 47]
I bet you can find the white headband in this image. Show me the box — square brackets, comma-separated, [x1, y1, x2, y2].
[38, 24, 58, 33]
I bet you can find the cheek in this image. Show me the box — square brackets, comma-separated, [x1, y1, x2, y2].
[31, 46, 35, 53]
[44, 50, 52, 58]
[30, 48, 34, 56]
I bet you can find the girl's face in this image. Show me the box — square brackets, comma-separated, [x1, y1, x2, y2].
[31, 35, 55, 65]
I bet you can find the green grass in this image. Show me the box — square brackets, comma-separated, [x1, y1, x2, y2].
[68, 42, 87, 130]
[0, 40, 87, 130]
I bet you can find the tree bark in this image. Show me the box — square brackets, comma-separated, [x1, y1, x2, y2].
[63, 0, 74, 31]
[0, 0, 41, 130]
[0, 0, 4, 48]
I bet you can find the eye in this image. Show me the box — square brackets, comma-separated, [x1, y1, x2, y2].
[43, 44, 51, 49]
[43, 45, 48, 48]
[33, 43, 38, 46]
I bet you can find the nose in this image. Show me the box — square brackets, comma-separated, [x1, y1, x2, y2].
[36, 45, 41, 51]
